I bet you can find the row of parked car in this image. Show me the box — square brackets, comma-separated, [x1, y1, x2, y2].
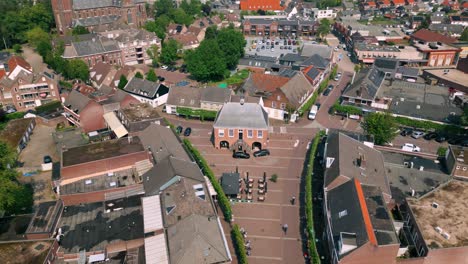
[233, 149, 270, 159]
[400, 127, 468, 146]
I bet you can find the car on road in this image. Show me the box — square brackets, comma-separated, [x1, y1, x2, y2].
[157, 76, 165, 82]
[334, 47, 339, 51]
[423, 132, 438, 140]
[401, 143, 421, 152]
[43, 156, 52, 164]
[183, 127, 192, 136]
[233, 151, 250, 159]
[400, 127, 413, 136]
[323, 85, 334, 96]
[411, 131, 425, 139]
[308, 104, 319, 120]
[347, 52, 352, 57]
[435, 134, 447, 143]
[253, 149, 270, 157]
[176, 126, 183, 134]
[161, 65, 168, 70]
[334, 72, 342, 81]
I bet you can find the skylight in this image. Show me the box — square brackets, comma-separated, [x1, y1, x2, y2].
[339, 210, 348, 218]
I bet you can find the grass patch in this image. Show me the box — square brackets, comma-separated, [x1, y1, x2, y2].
[224, 69, 250, 85]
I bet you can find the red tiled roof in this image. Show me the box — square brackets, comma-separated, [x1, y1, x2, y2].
[250, 73, 289, 92]
[462, 2, 468, 8]
[381, 0, 391, 5]
[8, 56, 32, 73]
[411, 29, 458, 44]
[367, 1, 376, 6]
[240, 0, 285, 11]
[392, 0, 405, 4]
[0, 69, 5, 79]
[407, 0, 415, 3]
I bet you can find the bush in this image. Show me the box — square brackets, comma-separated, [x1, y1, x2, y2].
[269, 174, 278, 182]
[394, 116, 465, 135]
[176, 107, 218, 121]
[59, 80, 72, 89]
[35, 100, 62, 114]
[437, 147, 447, 157]
[183, 139, 232, 222]
[329, 65, 338, 79]
[330, 103, 363, 116]
[305, 132, 324, 264]
[231, 224, 248, 264]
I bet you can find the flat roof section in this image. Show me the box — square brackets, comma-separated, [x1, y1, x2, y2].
[0, 118, 34, 148]
[26, 201, 62, 236]
[59, 196, 144, 253]
[408, 180, 468, 249]
[121, 103, 161, 122]
[62, 136, 145, 167]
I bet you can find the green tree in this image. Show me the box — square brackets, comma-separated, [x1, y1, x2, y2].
[186, 39, 227, 82]
[135, 72, 144, 79]
[160, 39, 180, 65]
[12, 44, 22, 54]
[118, 75, 128, 89]
[170, 8, 193, 26]
[0, 143, 17, 170]
[72, 26, 89, 35]
[181, 0, 201, 16]
[216, 28, 246, 69]
[201, 3, 212, 15]
[316, 19, 331, 40]
[460, 28, 468, 41]
[145, 16, 170, 39]
[205, 25, 218, 39]
[362, 112, 398, 145]
[146, 44, 160, 67]
[66, 59, 89, 81]
[146, 69, 158, 82]
[155, 0, 174, 17]
[25, 27, 50, 48]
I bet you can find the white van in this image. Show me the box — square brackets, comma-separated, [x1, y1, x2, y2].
[308, 105, 318, 120]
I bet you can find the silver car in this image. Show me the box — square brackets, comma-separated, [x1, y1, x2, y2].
[411, 131, 425, 139]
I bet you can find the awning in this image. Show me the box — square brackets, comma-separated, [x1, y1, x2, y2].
[204, 176, 217, 196]
[142, 195, 163, 233]
[89, 253, 105, 263]
[144, 234, 169, 264]
[103, 112, 128, 138]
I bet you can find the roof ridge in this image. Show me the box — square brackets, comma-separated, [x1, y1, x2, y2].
[354, 178, 378, 246]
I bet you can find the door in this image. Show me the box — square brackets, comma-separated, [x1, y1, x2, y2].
[239, 130, 243, 140]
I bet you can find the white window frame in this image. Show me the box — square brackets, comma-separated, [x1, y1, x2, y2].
[271, 101, 277, 108]
[257, 130, 263, 138]
[247, 130, 253, 138]
[218, 129, 225, 137]
[228, 129, 234, 137]
[280, 103, 286, 110]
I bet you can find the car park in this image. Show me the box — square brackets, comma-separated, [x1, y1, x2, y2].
[253, 149, 270, 157]
[176, 126, 183, 134]
[233, 151, 250, 159]
[401, 143, 421, 152]
[183, 127, 192, 136]
[411, 131, 425, 139]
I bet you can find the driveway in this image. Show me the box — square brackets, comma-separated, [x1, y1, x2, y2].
[22, 45, 46, 74]
[176, 115, 317, 264]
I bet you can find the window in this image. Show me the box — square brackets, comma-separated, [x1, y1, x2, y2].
[271, 101, 277, 108]
[218, 129, 225, 137]
[228, 129, 234, 137]
[257, 130, 263, 138]
[338, 210, 348, 218]
[280, 103, 286, 110]
[277, 95, 281, 100]
[247, 130, 253, 138]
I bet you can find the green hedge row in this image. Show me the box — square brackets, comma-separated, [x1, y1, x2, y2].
[299, 77, 330, 115]
[182, 139, 232, 222]
[35, 100, 62, 114]
[330, 65, 338, 79]
[394, 116, 465, 135]
[330, 103, 363, 116]
[305, 132, 323, 264]
[231, 224, 248, 264]
[176, 106, 218, 121]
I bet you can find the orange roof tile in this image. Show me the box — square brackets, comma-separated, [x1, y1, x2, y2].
[412, 29, 458, 44]
[367, 1, 376, 6]
[8, 56, 32, 73]
[354, 178, 378, 246]
[240, 0, 285, 11]
[392, 0, 405, 4]
[250, 73, 289, 92]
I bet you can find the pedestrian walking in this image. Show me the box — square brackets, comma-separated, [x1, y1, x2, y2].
[291, 196, 296, 205]
[282, 224, 288, 234]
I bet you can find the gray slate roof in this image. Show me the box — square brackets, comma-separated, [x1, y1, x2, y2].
[124, 78, 169, 99]
[342, 67, 385, 101]
[301, 44, 332, 59]
[138, 124, 190, 162]
[143, 156, 203, 196]
[64, 90, 92, 113]
[166, 86, 202, 108]
[73, 15, 120, 27]
[67, 36, 120, 57]
[200, 87, 231, 104]
[214, 102, 269, 130]
[73, 0, 122, 10]
[280, 72, 314, 108]
[301, 54, 330, 69]
[429, 23, 465, 35]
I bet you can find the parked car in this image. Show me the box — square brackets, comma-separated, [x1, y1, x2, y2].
[308, 104, 319, 120]
[423, 132, 438, 140]
[176, 126, 183, 134]
[43, 156, 52, 164]
[448, 136, 468, 146]
[411, 131, 425, 139]
[157, 76, 165, 82]
[183, 127, 192, 136]
[323, 87, 332, 96]
[400, 128, 413, 137]
[435, 134, 447, 143]
[233, 151, 250, 159]
[334, 72, 342, 81]
[161, 65, 168, 70]
[253, 149, 270, 157]
[401, 143, 421, 152]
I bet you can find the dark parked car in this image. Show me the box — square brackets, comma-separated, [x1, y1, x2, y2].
[43, 156, 52, 164]
[435, 134, 447, 143]
[183, 127, 192, 136]
[176, 126, 183, 134]
[157, 76, 165, 82]
[233, 151, 250, 159]
[253, 149, 270, 157]
[423, 132, 438, 140]
[400, 128, 413, 137]
[323, 85, 333, 96]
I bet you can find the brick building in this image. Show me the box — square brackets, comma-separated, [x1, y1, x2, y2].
[240, 0, 285, 11]
[63, 35, 123, 67]
[0, 56, 60, 111]
[51, 0, 147, 33]
[213, 102, 269, 151]
[242, 17, 315, 36]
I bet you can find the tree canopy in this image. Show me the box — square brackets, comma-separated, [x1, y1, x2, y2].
[316, 19, 331, 40]
[66, 59, 90, 81]
[135, 72, 144, 79]
[362, 112, 398, 145]
[146, 69, 158, 82]
[72, 26, 90, 35]
[461, 28, 468, 42]
[118, 75, 128, 90]
[216, 28, 246, 69]
[160, 39, 180, 65]
[185, 39, 227, 82]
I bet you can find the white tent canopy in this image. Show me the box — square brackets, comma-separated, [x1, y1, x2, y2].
[103, 112, 128, 138]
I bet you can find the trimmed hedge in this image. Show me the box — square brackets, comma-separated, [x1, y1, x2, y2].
[394, 116, 465, 134]
[232, 224, 248, 264]
[299, 77, 330, 115]
[35, 100, 62, 114]
[329, 65, 338, 79]
[183, 139, 233, 222]
[305, 132, 324, 264]
[330, 103, 363, 116]
[176, 107, 218, 121]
